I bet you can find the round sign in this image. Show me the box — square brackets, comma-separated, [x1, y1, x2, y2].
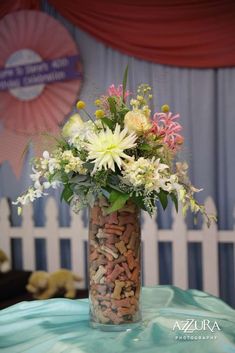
[5, 49, 45, 101]
[0, 10, 82, 135]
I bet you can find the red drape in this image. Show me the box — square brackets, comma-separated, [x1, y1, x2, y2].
[1, 0, 235, 68]
[0, 0, 39, 18]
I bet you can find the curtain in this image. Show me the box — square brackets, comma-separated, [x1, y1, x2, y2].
[1, 1, 235, 67]
[0, 0, 39, 18]
[47, 0, 235, 68]
[0, 1, 234, 306]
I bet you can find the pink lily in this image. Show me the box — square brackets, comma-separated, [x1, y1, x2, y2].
[151, 112, 184, 151]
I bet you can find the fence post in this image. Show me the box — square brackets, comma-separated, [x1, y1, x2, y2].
[0, 198, 11, 259]
[141, 211, 159, 285]
[202, 197, 219, 296]
[172, 206, 188, 289]
[21, 203, 35, 270]
[45, 197, 60, 272]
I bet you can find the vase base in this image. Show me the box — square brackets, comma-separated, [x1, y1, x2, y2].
[90, 320, 142, 332]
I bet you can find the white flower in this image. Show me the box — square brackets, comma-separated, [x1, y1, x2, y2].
[30, 167, 43, 190]
[13, 188, 45, 207]
[159, 174, 181, 193]
[86, 125, 137, 173]
[41, 151, 60, 174]
[62, 150, 87, 174]
[43, 180, 61, 189]
[122, 157, 171, 193]
[69, 120, 100, 148]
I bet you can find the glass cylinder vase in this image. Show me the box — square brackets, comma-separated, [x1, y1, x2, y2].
[88, 197, 141, 330]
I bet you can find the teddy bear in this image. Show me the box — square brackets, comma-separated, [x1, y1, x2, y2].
[0, 249, 10, 273]
[26, 269, 83, 299]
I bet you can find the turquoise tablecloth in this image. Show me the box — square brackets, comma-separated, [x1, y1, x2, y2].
[0, 286, 234, 353]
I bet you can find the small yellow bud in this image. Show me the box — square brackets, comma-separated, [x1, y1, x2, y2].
[148, 94, 153, 99]
[94, 99, 101, 106]
[161, 104, 170, 113]
[95, 109, 105, 119]
[76, 100, 86, 109]
[137, 95, 144, 101]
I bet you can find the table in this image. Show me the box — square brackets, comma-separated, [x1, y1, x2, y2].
[0, 286, 234, 353]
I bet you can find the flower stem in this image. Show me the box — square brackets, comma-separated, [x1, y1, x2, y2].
[83, 109, 98, 128]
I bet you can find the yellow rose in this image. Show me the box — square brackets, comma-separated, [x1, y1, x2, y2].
[62, 113, 84, 139]
[124, 110, 151, 135]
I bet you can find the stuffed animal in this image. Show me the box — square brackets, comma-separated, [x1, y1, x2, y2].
[0, 249, 10, 273]
[26, 269, 83, 299]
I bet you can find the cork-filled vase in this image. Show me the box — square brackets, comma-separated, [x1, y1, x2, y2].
[88, 197, 141, 330]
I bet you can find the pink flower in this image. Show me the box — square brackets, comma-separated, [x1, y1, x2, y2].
[99, 84, 131, 115]
[108, 84, 130, 99]
[151, 112, 184, 151]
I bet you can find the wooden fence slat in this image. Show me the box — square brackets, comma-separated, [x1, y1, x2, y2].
[172, 206, 188, 289]
[0, 198, 11, 259]
[202, 197, 219, 296]
[22, 203, 35, 271]
[45, 198, 60, 272]
[141, 212, 159, 285]
[71, 210, 87, 289]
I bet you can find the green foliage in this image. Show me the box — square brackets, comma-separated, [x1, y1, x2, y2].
[107, 97, 117, 117]
[61, 184, 73, 203]
[138, 143, 152, 151]
[101, 117, 115, 130]
[106, 189, 130, 214]
[69, 175, 88, 184]
[92, 169, 109, 187]
[170, 193, 178, 213]
[122, 65, 128, 101]
[131, 193, 146, 210]
[158, 189, 168, 210]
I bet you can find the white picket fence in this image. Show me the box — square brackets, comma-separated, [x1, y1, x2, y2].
[0, 197, 234, 296]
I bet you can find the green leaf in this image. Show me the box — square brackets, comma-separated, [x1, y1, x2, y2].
[107, 97, 117, 116]
[158, 189, 168, 210]
[131, 193, 146, 211]
[70, 175, 88, 184]
[122, 65, 128, 101]
[170, 193, 178, 213]
[106, 190, 129, 214]
[83, 162, 95, 171]
[138, 143, 152, 151]
[108, 184, 123, 192]
[60, 185, 73, 204]
[156, 144, 163, 149]
[102, 117, 115, 130]
[59, 172, 69, 183]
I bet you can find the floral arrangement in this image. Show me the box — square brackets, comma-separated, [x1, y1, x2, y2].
[14, 69, 214, 226]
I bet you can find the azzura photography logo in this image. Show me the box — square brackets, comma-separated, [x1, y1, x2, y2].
[173, 319, 221, 341]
